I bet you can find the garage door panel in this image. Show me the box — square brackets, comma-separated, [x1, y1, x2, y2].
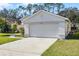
[29, 23, 59, 37]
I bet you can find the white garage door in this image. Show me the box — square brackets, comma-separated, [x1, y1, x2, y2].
[29, 23, 59, 38]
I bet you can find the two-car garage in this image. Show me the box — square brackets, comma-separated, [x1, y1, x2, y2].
[22, 10, 71, 39]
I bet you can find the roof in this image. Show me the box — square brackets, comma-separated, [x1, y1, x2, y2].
[22, 10, 70, 23]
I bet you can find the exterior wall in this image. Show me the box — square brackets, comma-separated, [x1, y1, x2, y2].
[25, 11, 65, 23]
[58, 21, 65, 39]
[24, 24, 30, 37]
[65, 20, 71, 36]
[23, 20, 70, 39]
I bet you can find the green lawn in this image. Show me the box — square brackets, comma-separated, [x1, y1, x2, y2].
[0, 37, 20, 45]
[0, 33, 21, 45]
[42, 40, 79, 56]
[0, 33, 21, 37]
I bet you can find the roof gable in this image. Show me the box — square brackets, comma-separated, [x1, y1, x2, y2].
[23, 10, 69, 23]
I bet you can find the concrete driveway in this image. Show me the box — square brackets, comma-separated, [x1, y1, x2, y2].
[0, 37, 57, 56]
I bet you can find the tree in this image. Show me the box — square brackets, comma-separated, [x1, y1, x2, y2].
[33, 3, 45, 13]
[59, 7, 78, 22]
[0, 17, 5, 24]
[44, 3, 56, 13]
[18, 4, 33, 16]
[44, 3, 52, 12]
[1, 22, 11, 33]
[51, 3, 56, 13]
[33, 4, 39, 13]
[75, 16, 79, 23]
[44, 3, 51, 12]
[56, 3, 64, 14]
[0, 17, 11, 33]
[59, 7, 79, 32]
[18, 5, 28, 17]
[17, 3, 64, 15]
[0, 8, 8, 18]
[26, 4, 33, 15]
[0, 17, 5, 32]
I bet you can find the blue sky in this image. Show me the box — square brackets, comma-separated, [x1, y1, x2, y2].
[64, 3, 79, 9]
[0, 3, 27, 10]
[0, 3, 79, 10]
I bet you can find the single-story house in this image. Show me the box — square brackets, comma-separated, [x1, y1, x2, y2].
[22, 10, 71, 39]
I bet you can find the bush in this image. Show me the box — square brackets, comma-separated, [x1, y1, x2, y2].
[0, 23, 11, 33]
[66, 32, 79, 39]
[19, 27, 24, 37]
[11, 24, 17, 33]
[0, 17, 12, 33]
[72, 32, 79, 39]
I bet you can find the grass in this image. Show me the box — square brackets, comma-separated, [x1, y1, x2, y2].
[0, 33, 21, 45]
[0, 33, 21, 37]
[42, 40, 79, 56]
[0, 37, 20, 45]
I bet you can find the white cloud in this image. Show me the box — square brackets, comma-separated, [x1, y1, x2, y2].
[0, 3, 28, 10]
[0, 3, 21, 10]
[0, 3, 11, 10]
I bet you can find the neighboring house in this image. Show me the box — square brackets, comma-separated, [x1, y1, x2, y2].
[22, 10, 71, 39]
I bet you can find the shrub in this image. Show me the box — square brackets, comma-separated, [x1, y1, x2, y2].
[19, 27, 24, 37]
[0, 17, 12, 33]
[11, 24, 17, 33]
[66, 32, 79, 39]
[0, 23, 11, 33]
[72, 32, 79, 39]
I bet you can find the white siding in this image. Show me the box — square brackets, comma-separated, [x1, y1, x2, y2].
[65, 20, 71, 36]
[25, 10, 64, 23]
[58, 21, 65, 39]
[24, 24, 29, 37]
[23, 10, 70, 39]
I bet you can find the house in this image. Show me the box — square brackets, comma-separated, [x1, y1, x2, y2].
[22, 10, 71, 39]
